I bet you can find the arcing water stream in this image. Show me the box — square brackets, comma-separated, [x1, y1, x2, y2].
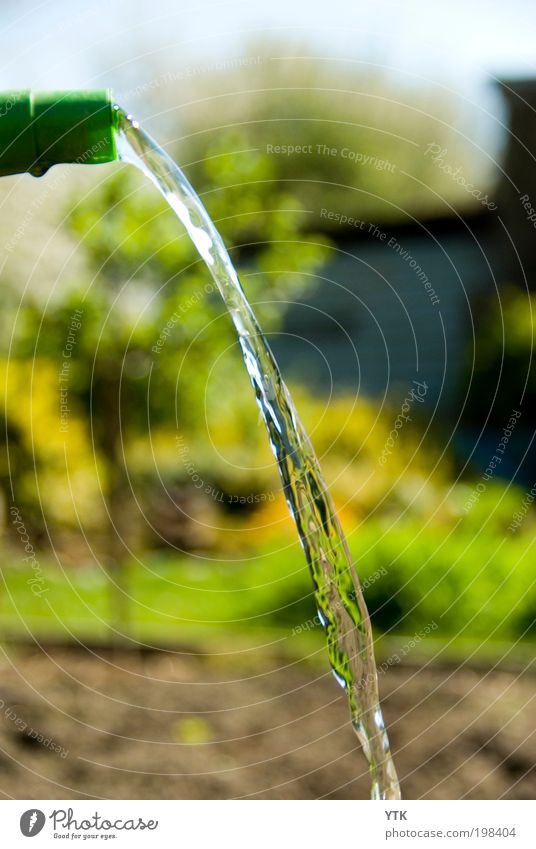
[115, 106, 401, 800]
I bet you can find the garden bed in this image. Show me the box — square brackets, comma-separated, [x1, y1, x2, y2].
[0, 644, 533, 800]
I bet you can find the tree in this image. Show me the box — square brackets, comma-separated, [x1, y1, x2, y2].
[10, 125, 330, 633]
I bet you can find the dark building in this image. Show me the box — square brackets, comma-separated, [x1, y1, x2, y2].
[273, 213, 497, 410]
[271, 79, 536, 482]
[496, 78, 536, 289]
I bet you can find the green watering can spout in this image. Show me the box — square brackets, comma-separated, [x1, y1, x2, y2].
[0, 90, 117, 177]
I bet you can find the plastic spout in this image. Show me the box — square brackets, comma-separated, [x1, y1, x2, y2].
[0, 90, 117, 177]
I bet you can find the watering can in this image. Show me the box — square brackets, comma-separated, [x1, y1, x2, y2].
[0, 90, 117, 177]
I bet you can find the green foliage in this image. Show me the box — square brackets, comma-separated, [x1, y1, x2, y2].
[5, 121, 330, 543]
[0, 48, 525, 656]
[2, 503, 534, 645]
[0, 358, 104, 534]
[59, 137, 330, 435]
[357, 517, 535, 641]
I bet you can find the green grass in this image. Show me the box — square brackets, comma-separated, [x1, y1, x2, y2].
[0, 543, 313, 646]
[1, 518, 535, 655]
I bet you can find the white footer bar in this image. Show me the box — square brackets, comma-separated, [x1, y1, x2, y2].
[0, 799, 533, 848]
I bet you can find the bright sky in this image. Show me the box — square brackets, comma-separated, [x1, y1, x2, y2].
[0, 0, 534, 94]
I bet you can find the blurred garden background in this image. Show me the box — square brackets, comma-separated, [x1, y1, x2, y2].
[0, 0, 535, 800]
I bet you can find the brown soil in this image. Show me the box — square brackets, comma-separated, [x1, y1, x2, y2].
[0, 644, 534, 800]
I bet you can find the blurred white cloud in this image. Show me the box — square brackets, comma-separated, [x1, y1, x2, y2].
[0, 0, 534, 93]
